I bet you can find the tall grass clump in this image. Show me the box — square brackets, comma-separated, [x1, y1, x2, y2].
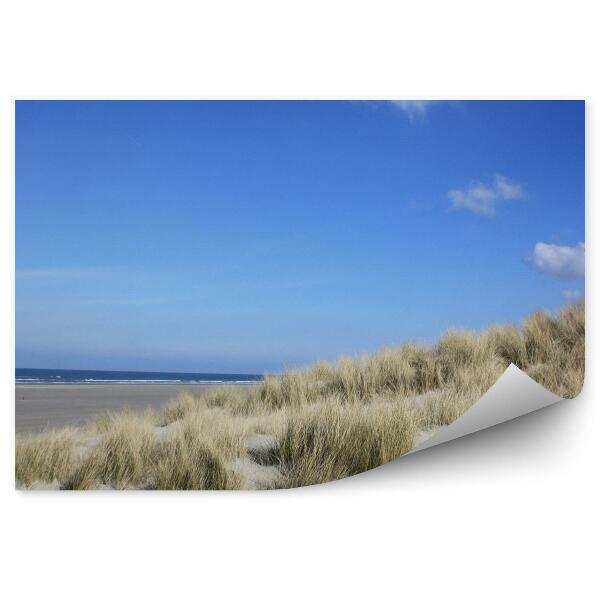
[16, 428, 77, 487]
[164, 388, 252, 420]
[485, 324, 528, 369]
[64, 407, 247, 490]
[152, 437, 235, 490]
[162, 392, 203, 425]
[436, 330, 495, 382]
[151, 415, 242, 490]
[276, 399, 419, 488]
[66, 412, 156, 490]
[522, 303, 584, 397]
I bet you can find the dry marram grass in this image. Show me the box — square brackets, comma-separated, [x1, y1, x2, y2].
[16, 303, 584, 490]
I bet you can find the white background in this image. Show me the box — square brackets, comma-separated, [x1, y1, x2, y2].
[0, 1, 597, 598]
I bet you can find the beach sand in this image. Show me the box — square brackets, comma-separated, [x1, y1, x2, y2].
[15, 384, 256, 434]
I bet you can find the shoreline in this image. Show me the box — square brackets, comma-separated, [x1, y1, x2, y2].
[15, 383, 257, 434]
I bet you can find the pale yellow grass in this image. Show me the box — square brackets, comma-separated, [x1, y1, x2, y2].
[15, 303, 584, 490]
[277, 397, 419, 488]
[16, 428, 78, 487]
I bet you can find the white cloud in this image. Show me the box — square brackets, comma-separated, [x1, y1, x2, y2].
[389, 100, 434, 121]
[562, 288, 584, 301]
[448, 174, 524, 216]
[526, 242, 585, 278]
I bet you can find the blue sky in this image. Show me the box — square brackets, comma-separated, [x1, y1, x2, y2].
[16, 100, 585, 373]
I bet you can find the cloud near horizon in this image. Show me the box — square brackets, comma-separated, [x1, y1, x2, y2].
[526, 242, 585, 278]
[389, 100, 434, 121]
[448, 174, 524, 216]
[562, 288, 584, 301]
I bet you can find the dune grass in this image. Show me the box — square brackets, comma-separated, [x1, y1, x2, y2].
[65, 412, 156, 489]
[277, 398, 419, 488]
[15, 303, 584, 490]
[15, 428, 78, 487]
[152, 427, 238, 491]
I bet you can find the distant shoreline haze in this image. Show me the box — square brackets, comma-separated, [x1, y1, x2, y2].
[15, 367, 263, 385]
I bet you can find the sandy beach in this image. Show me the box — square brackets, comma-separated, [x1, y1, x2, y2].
[15, 383, 257, 434]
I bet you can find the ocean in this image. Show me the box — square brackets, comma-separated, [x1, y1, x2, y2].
[15, 367, 263, 385]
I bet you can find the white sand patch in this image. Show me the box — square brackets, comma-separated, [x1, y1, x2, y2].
[228, 434, 283, 489]
[230, 458, 283, 490]
[25, 480, 62, 490]
[154, 421, 182, 441]
[245, 434, 279, 465]
[74, 434, 105, 459]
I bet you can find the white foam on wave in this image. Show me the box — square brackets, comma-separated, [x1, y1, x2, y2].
[16, 376, 261, 385]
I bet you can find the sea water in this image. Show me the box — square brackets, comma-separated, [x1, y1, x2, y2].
[15, 368, 262, 385]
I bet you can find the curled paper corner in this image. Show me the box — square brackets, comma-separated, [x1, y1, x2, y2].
[409, 364, 565, 455]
